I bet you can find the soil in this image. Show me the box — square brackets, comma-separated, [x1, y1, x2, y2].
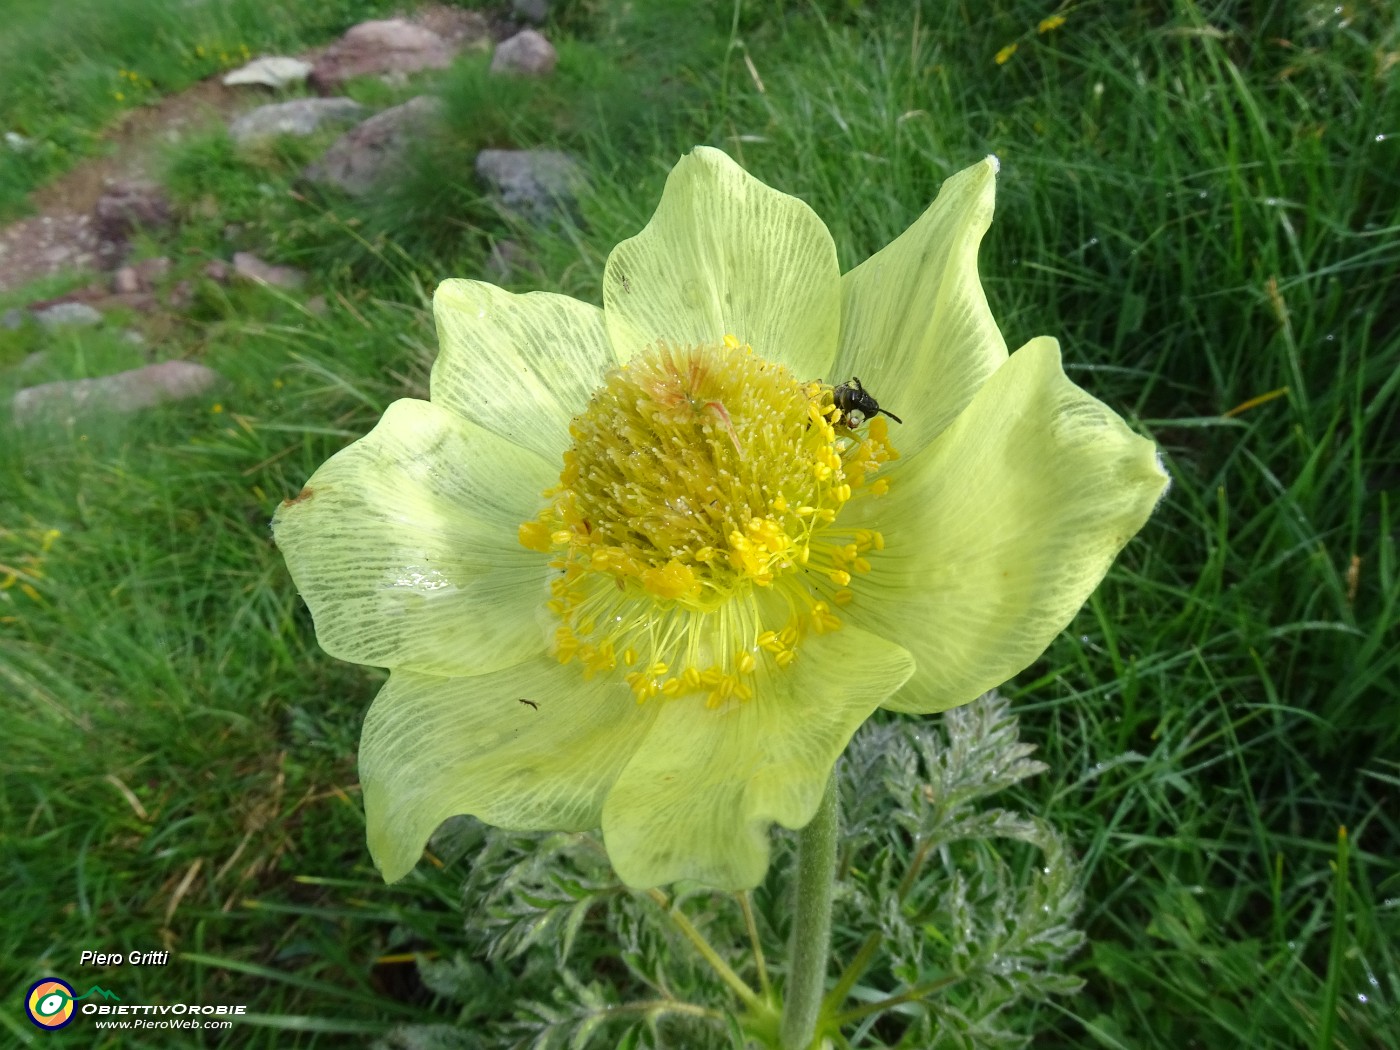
[0, 79, 252, 294]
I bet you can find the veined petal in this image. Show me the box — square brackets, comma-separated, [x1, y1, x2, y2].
[602, 146, 840, 379]
[362, 660, 660, 882]
[843, 337, 1167, 714]
[601, 627, 914, 889]
[273, 398, 553, 676]
[832, 157, 1008, 456]
[431, 280, 616, 462]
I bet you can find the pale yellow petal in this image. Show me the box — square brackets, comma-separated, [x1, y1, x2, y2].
[431, 280, 616, 462]
[832, 157, 1007, 455]
[602, 147, 840, 379]
[362, 661, 659, 882]
[842, 337, 1167, 714]
[272, 398, 553, 676]
[601, 627, 913, 889]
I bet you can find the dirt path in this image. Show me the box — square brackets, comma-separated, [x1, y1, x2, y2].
[0, 78, 253, 294]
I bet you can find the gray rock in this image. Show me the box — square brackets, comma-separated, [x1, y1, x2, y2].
[310, 20, 453, 90]
[229, 98, 367, 145]
[232, 252, 306, 290]
[304, 96, 442, 196]
[12, 361, 222, 423]
[34, 302, 103, 329]
[475, 149, 583, 223]
[222, 56, 313, 89]
[2, 307, 24, 330]
[490, 30, 557, 77]
[511, 0, 550, 25]
[4, 131, 32, 151]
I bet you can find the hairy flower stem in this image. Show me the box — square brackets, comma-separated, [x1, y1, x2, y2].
[779, 771, 838, 1049]
[646, 888, 761, 1010]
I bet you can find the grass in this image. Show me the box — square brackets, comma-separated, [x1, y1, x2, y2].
[2, 0, 1398, 1046]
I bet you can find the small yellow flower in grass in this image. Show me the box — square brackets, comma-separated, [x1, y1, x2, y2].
[1039, 15, 1068, 33]
[995, 42, 1019, 65]
[273, 148, 1167, 889]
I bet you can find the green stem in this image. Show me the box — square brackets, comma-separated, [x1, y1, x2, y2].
[738, 890, 773, 1000]
[646, 888, 761, 1010]
[828, 974, 962, 1028]
[779, 772, 839, 1050]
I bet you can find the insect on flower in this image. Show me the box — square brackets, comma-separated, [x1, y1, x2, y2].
[831, 376, 903, 428]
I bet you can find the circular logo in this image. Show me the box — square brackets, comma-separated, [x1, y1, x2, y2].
[25, 978, 76, 1030]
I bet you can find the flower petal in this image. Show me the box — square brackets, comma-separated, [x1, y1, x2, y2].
[831, 157, 1008, 456]
[844, 337, 1167, 714]
[431, 280, 617, 462]
[602, 147, 840, 379]
[273, 398, 553, 676]
[601, 627, 914, 889]
[361, 661, 658, 882]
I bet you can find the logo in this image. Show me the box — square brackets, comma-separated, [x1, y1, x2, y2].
[24, 978, 120, 1030]
[26, 978, 76, 1030]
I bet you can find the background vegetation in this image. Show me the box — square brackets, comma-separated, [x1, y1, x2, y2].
[2, 0, 1396, 1046]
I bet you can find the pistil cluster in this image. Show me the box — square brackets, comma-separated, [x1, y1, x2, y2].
[518, 337, 898, 707]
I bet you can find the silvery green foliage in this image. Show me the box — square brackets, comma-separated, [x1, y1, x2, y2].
[837, 692, 1085, 1048]
[399, 692, 1082, 1049]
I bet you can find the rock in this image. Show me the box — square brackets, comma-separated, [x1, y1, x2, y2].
[222, 56, 313, 89]
[511, 0, 550, 25]
[121, 329, 147, 347]
[93, 180, 172, 243]
[203, 259, 232, 283]
[229, 98, 367, 145]
[34, 302, 103, 329]
[310, 20, 453, 90]
[475, 149, 583, 223]
[113, 257, 170, 294]
[2, 307, 24, 330]
[113, 267, 141, 295]
[112, 267, 139, 295]
[304, 96, 441, 196]
[233, 252, 306, 290]
[4, 131, 32, 151]
[12, 361, 221, 423]
[490, 30, 557, 77]
[414, 6, 492, 48]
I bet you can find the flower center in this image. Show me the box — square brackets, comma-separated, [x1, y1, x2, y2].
[518, 336, 898, 707]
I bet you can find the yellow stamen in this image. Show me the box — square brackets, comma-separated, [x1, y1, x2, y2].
[516, 339, 899, 707]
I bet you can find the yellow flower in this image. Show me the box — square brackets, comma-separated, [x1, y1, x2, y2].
[1039, 15, 1068, 33]
[273, 148, 1167, 890]
[995, 42, 1019, 65]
